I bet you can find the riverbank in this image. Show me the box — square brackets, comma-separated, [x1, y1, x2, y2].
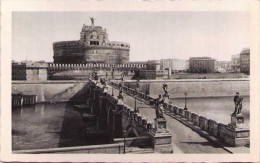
[12, 81, 88, 102]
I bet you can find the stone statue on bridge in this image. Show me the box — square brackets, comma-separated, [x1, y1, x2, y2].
[155, 95, 164, 119]
[233, 92, 243, 115]
[163, 83, 168, 96]
[118, 83, 123, 99]
[121, 74, 124, 82]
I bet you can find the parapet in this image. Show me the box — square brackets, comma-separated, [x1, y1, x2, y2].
[48, 63, 147, 69]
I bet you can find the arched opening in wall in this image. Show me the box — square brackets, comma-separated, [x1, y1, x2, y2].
[125, 124, 139, 138]
[128, 132, 137, 138]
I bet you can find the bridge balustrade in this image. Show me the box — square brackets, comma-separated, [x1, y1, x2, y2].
[133, 113, 138, 122]
[191, 113, 200, 126]
[122, 106, 127, 114]
[130, 110, 134, 120]
[109, 80, 249, 147]
[199, 116, 209, 131]
[179, 108, 186, 118]
[126, 108, 131, 117]
[147, 122, 152, 132]
[218, 123, 228, 140]
[142, 118, 148, 129]
[175, 107, 180, 115]
[137, 115, 142, 125]
[185, 111, 192, 122]
[208, 119, 219, 137]
[168, 105, 174, 113]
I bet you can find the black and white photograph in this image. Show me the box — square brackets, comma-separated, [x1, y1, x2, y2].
[1, 0, 260, 162]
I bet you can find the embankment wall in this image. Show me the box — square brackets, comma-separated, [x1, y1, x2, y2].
[12, 81, 88, 102]
[126, 79, 249, 98]
[171, 73, 248, 79]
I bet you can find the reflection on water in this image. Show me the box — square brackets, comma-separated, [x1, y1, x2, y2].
[12, 103, 67, 150]
[170, 96, 250, 125]
[35, 104, 45, 116]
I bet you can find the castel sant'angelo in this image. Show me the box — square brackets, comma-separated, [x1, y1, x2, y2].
[53, 18, 130, 64]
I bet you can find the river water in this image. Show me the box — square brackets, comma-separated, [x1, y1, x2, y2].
[12, 96, 250, 150]
[12, 102, 109, 151]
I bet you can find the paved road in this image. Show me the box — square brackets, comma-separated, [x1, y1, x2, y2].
[108, 85, 229, 154]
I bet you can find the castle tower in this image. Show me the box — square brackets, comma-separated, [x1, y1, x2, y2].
[53, 18, 130, 64]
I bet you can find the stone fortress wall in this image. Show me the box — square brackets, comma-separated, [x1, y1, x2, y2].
[12, 61, 150, 81]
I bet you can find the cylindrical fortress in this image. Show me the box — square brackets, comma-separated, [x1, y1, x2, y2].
[53, 18, 130, 64]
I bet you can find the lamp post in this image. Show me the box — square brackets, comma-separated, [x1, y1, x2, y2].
[123, 128, 126, 154]
[111, 66, 115, 80]
[134, 79, 139, 113]
[112, 85, 114, 96]
[184, 92, 188, 110]
[134, 89, 137, 113]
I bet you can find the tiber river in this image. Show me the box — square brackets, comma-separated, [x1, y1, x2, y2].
[12, 96, 249, 150]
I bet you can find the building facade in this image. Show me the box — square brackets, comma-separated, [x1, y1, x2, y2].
[215, 61, 231, 73]
[12, 61, 48, 81]
[160, 58, 188, 72]
[240, 48, 250, 74]
[231, 54, 240, 73]
[189, 57, 216, 73]
[53, 18, 130, 64]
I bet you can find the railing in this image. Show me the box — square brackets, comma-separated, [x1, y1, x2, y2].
[110, 81, 156, 105]
[98, 81, 156, 135]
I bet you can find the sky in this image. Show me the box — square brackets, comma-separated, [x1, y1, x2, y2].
[12, 11, 250, 62]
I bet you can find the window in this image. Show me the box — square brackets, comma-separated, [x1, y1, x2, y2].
[90, 41, 99, 45]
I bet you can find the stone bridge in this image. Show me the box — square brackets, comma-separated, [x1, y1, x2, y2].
[84, 77, 250, 153]
[86, 79, 173, 153]
[109, 80, 250, 151]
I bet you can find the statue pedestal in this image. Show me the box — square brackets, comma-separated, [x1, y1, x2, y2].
[149, 118, 173, 153]
[154, 118, 167, 131]
[229, 114, 247, 129]
[225, 114, 250, 147]
[117, 95, 124, 104]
